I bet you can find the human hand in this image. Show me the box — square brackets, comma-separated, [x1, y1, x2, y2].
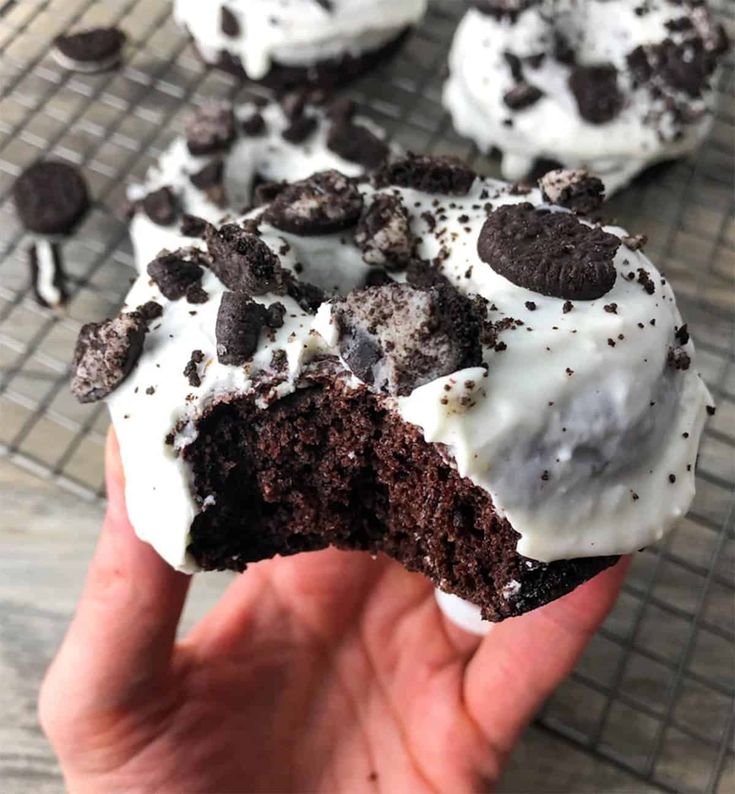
[40, 429, 628, 793]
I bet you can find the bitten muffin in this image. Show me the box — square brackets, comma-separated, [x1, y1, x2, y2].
[73, 158, 712, 621]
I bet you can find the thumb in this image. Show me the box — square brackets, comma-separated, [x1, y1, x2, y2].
[41, 429, 190, 724]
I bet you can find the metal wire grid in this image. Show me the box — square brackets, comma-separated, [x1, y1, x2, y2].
[0, 1, 732, 790]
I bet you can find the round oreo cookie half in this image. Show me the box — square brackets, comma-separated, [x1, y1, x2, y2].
[13, 160, 90, 236]
[52, 27, 126, 73]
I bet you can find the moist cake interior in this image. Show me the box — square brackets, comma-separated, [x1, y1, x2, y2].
[185, 371, 616, 620]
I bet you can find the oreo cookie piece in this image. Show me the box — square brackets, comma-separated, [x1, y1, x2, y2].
[186, 102, 236, 156]
[71, 312, 147, 403]
[327, 121, 390, 170]
[377, 153, 476, 196]
[207, 223, 288, 295]
[28, 240, 68, 308]
[539, 169, 605, 215]
[180, 213, 215, 239]
[142, 186, 179, 226]
[52, 27, 126, 73]
[286, 279, 326, 314]
[331, 283, 482, 396]
[220, 7, 240, 37]
[215, 292, 268, 366]
[503, 82, 543, 110]
[569, 65, 623, 124]
[13, 160, 90, 235]
[282, 114, 318, 144]
[478, 203, 619, 300]
[471, 0, 539, 22]
[189, 160, 227, 208]
[355, 194, 415, 269]
[147, 249, 205, 300]
[263, 170, 363, 235]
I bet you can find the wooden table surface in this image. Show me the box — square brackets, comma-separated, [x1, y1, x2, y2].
[0, 456, 668, 794]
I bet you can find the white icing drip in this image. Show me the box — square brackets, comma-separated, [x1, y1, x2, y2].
[443, 3, 722, 194]
[34, 240, 62, 308]
[173, 0, 427, 80]
[111, 177, 711, 571]
[435, 589, 492, 636]
[128, 102, 393, 270]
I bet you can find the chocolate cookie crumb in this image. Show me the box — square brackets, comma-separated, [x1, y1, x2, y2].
[186, 102, 236, 156]
[327, 121, 390, 170]
[215, 292, 267, 366]
[264, 170, 363, 235]
[667, 347, 691, 370]
[183, 349, 205, 387]
[142, 186, 179, 226]
[207, 224, 288, 295]
[355, 194, 415, 269]
[147, 249, 204, 300]
[376, 153, 476, 195]
[569, 64, 623, 124]
[539, 169, 605, 215]
[71, 312, 146, 402]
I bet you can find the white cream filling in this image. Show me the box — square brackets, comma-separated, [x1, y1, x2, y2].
[34, 240, 63, 308]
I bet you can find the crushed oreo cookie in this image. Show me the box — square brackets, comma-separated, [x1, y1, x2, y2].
[220, 7, 240, 37]
[332, 283, 482, 395]
[470, 0, 539, 23]
[142, 186, 179, 226]
[186, 102, 236, 156]
[263, 170, 363, 235]
[355, 194, 415, 269]
[376, 153, 476, 196]
[147, 248, 205, 300]
[71, 312, 147, 402]
[282, 114, 318, 143]
[569, 65, 623, 124]
[478, 203, 619, 300]
[183, 349, 206, 387]
[181, 213, 215, 239]
[503, 82, 543, 110]
[667, 347, 691, 370]
[215, 292, 268, 366]
[207, 223, 287, 295]
[539, 169, 605, 215]
[327, 121, 390, 170]
[242, 112, 266, 136]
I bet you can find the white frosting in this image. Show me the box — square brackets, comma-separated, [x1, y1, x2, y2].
[128, 101, 393, 269]
[110, 176, 711, 573]
[174, 0, 427, 80]
[443, 3, 723, 193]
[435, 589, 492, 636]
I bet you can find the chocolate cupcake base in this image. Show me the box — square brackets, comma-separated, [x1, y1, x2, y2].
[184, 375, 618, 622]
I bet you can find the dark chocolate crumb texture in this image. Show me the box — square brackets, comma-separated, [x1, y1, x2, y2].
[72, 160, 712, 621]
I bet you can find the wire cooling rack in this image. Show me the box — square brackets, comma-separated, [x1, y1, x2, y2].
[0, 1, 733, 790]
